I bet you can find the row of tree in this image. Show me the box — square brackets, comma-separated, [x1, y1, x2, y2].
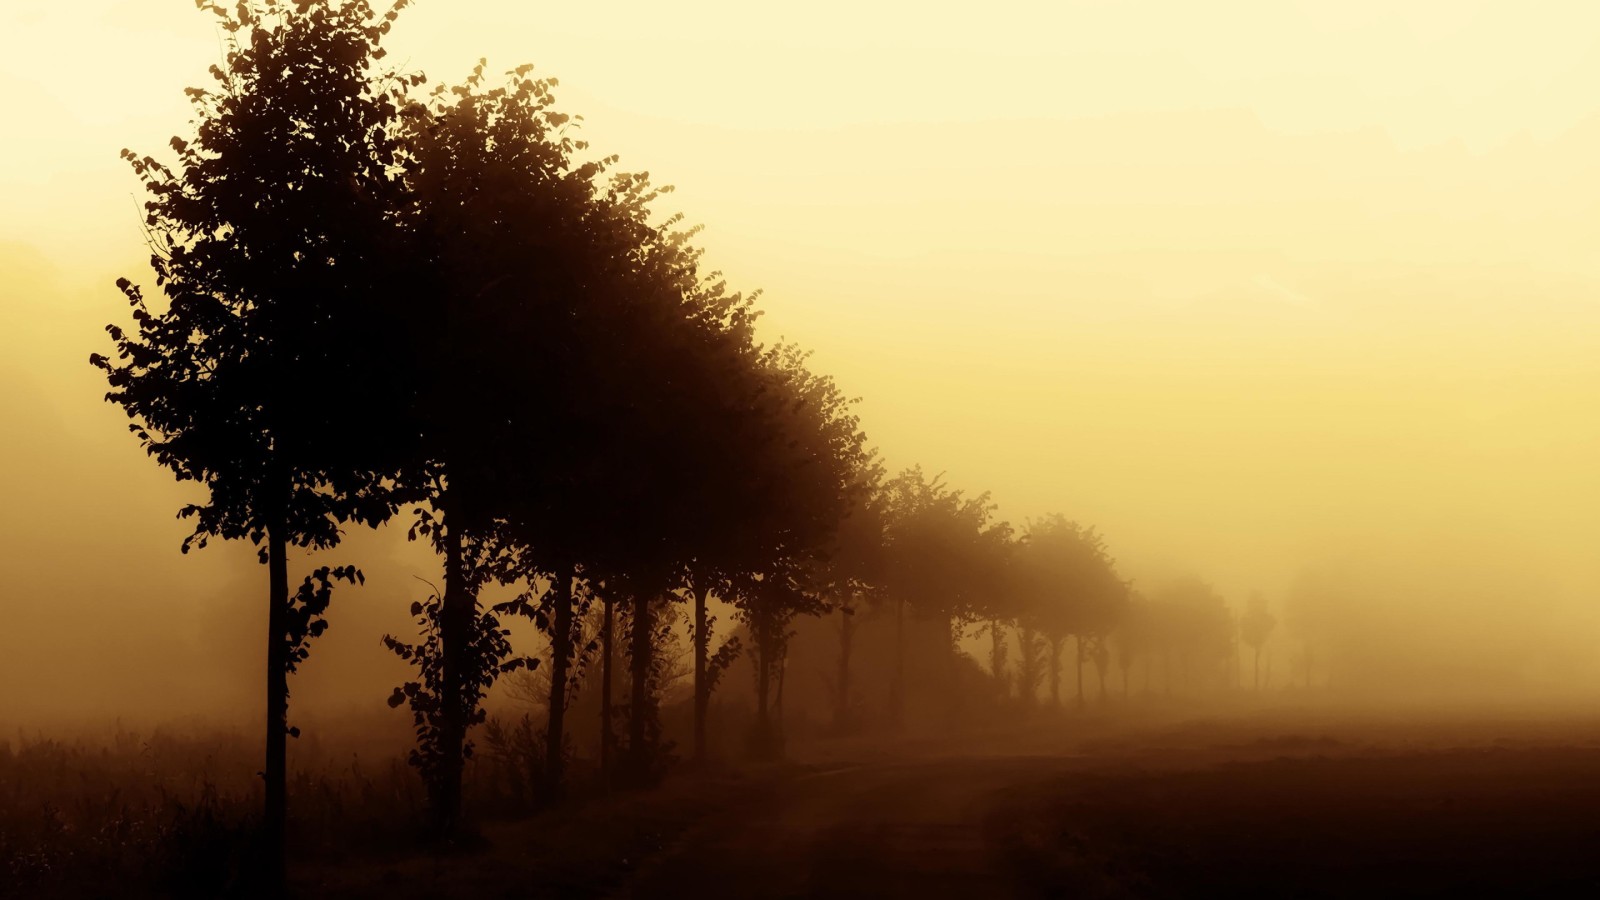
[86, 0, 1268, 888]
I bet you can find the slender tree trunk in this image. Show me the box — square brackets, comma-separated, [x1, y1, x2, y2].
[1015, 627, 1031, 710]
[599, 594, 614, 779]
[890, 596, 905, 728]
[1048, 637, 1062, 708]
[835, 601, 855, 732]
[1095, 644, 1108, 704]
[263, 518, 289, 893]
[990, 618, 1006, 698]
[626, 591, 653, 782]
[543, 566, 575, 798]
[945, 615, 961, 722]
[774, 643, 787, 748]
[436, 495, 469, 835]
[754, 621, 772, 756]
[1075, 635, 1085, 711]
[692, 583, 708, 765]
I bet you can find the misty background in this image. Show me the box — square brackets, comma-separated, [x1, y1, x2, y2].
[3, 0, 1599, 727]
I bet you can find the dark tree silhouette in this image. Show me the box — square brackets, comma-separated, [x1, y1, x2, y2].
[90, 0, 418, 885]
[373, 59, 612, 834]
[715, 345, 874, 759]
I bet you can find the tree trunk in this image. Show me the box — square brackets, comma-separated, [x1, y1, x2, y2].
[1254, 646, 1261, 691]
[1048, 637, 1062, 708]
[754, 620, 772, 756]
[692, 583, 708, 765]
[945, 615, 961, 722]
[599, 594, 614, 779]
[263, 518, 289, 893]
[1024, 624, 1036, 707]
[890, 596, 905, 728]
[834, 601, 855, 732]
[1094, 644, 1108, 704]
[774, 644, 787, 748]
[1075, 634, 1085, 711]
[436, 496, 469, 836]
[626, 591, 653, 782]
[990, 618, 1005, 696]
[543, 566, 575, 798]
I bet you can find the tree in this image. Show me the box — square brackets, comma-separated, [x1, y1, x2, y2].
[1239, 592, 1276, 691]
[1148, 576, 1234, 693]
[91, 0, 417, 884]
[731, 346, 874, 757]
[1112, 592, 1153, 696]
[379, 59, 617, 831]
[1013, 515, 1126, 710]
[880, 467, 1011, 725]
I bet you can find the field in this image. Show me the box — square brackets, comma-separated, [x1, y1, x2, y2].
[7, 702, 1600, 897]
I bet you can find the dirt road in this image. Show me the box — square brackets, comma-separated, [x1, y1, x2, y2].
[620, 716, 1600, 898]
[623, 754, 1079, 899]
[297, 712, 1600, 898]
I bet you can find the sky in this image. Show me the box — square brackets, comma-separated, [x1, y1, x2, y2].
[2, 0, 1599, 724]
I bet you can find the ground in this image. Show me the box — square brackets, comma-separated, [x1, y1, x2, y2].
[289, 705, 1600, 898]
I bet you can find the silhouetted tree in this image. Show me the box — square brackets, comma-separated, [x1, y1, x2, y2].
[662, 345, 866, 760]
[91, 0, 418, 885]
[880, 467, 1011, 725]
[378, 59, 622, 831]
[809, 444, 886, 736]
[1013, 515, 1126, 710]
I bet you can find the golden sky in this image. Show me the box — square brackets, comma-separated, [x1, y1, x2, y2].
[2, 1, 1598, 722]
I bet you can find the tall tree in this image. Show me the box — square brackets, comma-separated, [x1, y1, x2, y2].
[380, 59, 611, 832]
[720, 345, 874, 758]
[92, 0, 417, 884]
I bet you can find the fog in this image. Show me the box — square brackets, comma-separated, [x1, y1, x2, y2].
[2, 0, 1599, 734]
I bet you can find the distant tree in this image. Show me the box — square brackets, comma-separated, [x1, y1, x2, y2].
[980, 535, 1024, 706]
[1014, 515, 1126, 710]
[819, 474, 887, 735]
[1148, 576, 1234, 692]
[880, 467, 1011, 725]
[1239, 592, 1277, 691]
[1284, 566, 1345, 690]
[1014, 619, 1050, 708]
[720, 345, 874, 759]
[1089, 634, 1112, 702]
[1112, 592, 1153, 696]
[91, 0, 417, 884]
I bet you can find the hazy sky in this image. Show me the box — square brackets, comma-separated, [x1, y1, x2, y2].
[2, 1, 1598, 723]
